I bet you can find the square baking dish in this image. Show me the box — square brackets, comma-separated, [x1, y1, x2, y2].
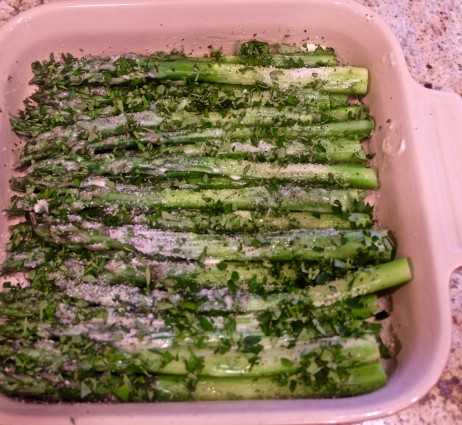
[0, 0, 461, 423]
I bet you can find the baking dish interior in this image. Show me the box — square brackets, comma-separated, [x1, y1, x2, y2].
[0, 0, 454, 423]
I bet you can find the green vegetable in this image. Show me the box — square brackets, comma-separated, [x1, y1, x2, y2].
[9, 185, 369, 216]
[0, 361, 386, 402]
[24, 154, 378, 189]
[19, 116, 374, 164]
[0, 39, 412, 402]
[29, 44, 366, 94]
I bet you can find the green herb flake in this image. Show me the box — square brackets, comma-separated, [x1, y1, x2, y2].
[145, 266, 152, 290]
[114, 383, 131, 401]
[80, 382, 92, 399]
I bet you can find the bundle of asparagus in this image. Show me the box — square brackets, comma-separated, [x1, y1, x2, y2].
[0, 40, 411, 402]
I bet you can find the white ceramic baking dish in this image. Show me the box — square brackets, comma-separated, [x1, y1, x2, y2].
[0, 0, 461, 423]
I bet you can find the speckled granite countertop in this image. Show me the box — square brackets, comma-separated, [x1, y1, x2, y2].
[0, 0, 461, 424]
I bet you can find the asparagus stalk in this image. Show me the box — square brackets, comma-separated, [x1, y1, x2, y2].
[0, 370, 161, 402]
[20, 106, 372, 157]
[16, 103, 368, 141]
[0, 362, 386, 402]
[152, 137, 368, 164]
[0, 359, 387, 402]
[10, 185, 368, 215]
[0, 236, 371, 291]
[0, 332, 381, 378]
[39, 266, 406, 327]
[0, 279, 379, 341]
[11, 204, 368, 233]
[16, 128, 371, 169]
[29, 217, 394, 263]
[132, 210, 372, 233]
[47, 259, 409, 310]
[17, 104, 368, 141]
[13, 85, 350, 137]
[30, 42, 338, 86]
[24, 154, 378, 189]
[156, 361, 387, 400]
[10, 174, 257, 192]
[309, 258, 411, 306]
[32, 59, 368, 94]
[0, 290, 379, 343]
[32, 44, 368, 94]
[27, 84, 347, 112]
[17, 119, 374, 166]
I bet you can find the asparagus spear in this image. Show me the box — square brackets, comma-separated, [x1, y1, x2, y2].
[6, 203, 369, 234]
[32, 59, 368, 94]
[23, 154, 378, 189]
[0, 332, 381, 378]
[0, 279, 380, 343]
[30, 42, 338, 87]
[0, 358, 387, 402]
[29, 216, 395, 263]
[0, 235, 371, 291]
[0, 287, 379, 342]
[156, 361, 387, 400]
[17, 122, 373, 168]
[27, 84, 347, 112]
[44, 261, 408, 317]
[10, 185, 369, 216]
[129, 209, 372, 233]
[16, 104, 368, 142]
[15, 120, 375, 170]
[13, 85, 350, 137]
[20, 110, 373, 162]
[10, 173, 259, 192]
[151, 137, 368, 164]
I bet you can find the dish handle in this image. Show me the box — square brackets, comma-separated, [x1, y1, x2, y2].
[412, 85, 462, 273]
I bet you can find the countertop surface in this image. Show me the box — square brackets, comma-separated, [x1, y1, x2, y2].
[0, 0, 461, 424]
